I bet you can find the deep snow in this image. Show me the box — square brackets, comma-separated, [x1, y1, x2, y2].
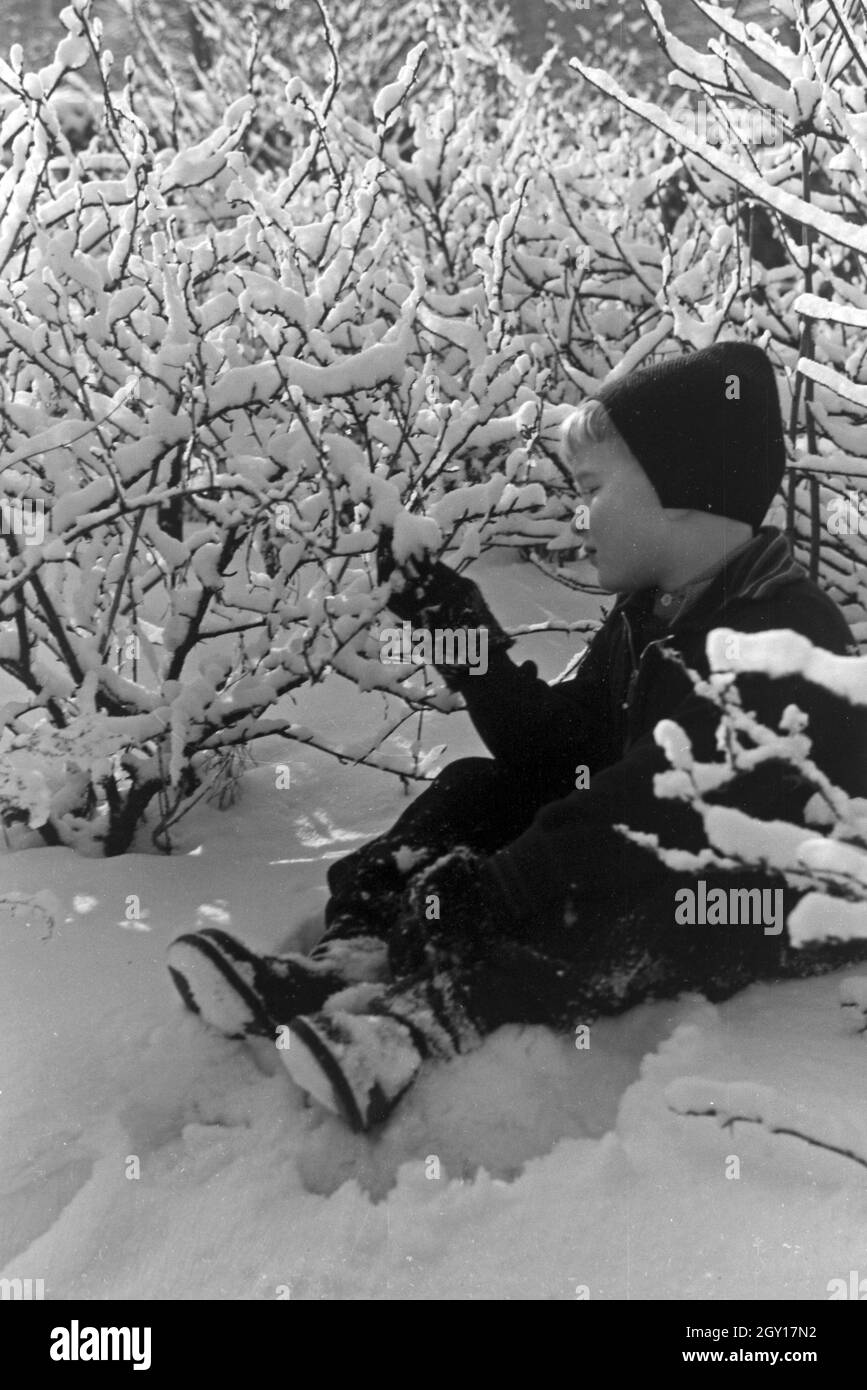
[2, 553, 867, 1300]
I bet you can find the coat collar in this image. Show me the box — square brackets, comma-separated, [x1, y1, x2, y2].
[610, 527, 806, 636]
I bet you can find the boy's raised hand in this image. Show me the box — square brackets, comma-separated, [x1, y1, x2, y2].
[375, 526, 514, 670]
[375, 524, 438, 623]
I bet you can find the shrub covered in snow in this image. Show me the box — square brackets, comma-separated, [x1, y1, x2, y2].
[0, 0, 686, 852]
[1, 0, 866, 854]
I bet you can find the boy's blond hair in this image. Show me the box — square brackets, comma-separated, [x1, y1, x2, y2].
[560, 399, 623, 467]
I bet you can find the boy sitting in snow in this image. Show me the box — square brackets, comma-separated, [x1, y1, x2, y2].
[168, 341, 867, 1132]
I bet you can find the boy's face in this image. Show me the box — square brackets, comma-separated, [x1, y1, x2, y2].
[570, 436, 672, 595]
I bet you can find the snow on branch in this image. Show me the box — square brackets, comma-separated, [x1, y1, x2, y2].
[707, 629, 867, 707]
[796, 358, 867, 410]
[616, 628, 867, 951]
[568, 57, 867, 259]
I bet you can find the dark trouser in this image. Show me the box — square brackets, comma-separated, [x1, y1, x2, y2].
[319, 757, 858, 1044]
[323, 756, 543, 940]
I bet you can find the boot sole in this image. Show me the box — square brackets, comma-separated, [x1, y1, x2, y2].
[284, 1016, 368, 1132]
[282, 1014, 419, 1132]
[167, 930, 273, 1039]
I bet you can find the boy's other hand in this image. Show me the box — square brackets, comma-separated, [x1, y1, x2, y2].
[388, 846, 534, 975]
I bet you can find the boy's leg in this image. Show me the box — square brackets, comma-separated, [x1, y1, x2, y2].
[167, 756, 544, 1038]
[379, 899, 677, 1039]
[282, 865, 867, 1131]
[280, 874, 797, 1130]
[366, 870, 799, 1056]
[320, 755, 546, 942]
[280, 915, 666, 1132]
[387, 868, 796, 1033]
[372, 852, 867, 1043]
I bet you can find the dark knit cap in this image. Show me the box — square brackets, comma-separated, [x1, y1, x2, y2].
[595, 341, 786, 529]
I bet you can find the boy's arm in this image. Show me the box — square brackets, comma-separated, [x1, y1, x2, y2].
[445, 635, 618, 785]
[377, 528, 617, 780]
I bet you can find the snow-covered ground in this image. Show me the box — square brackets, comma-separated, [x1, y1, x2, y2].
[2, 554, 866, 1300]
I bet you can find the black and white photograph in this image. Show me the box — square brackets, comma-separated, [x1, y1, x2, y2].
[1, 0, 866, 1335]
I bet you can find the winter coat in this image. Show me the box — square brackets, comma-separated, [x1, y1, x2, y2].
[447, 527, 866, 931]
